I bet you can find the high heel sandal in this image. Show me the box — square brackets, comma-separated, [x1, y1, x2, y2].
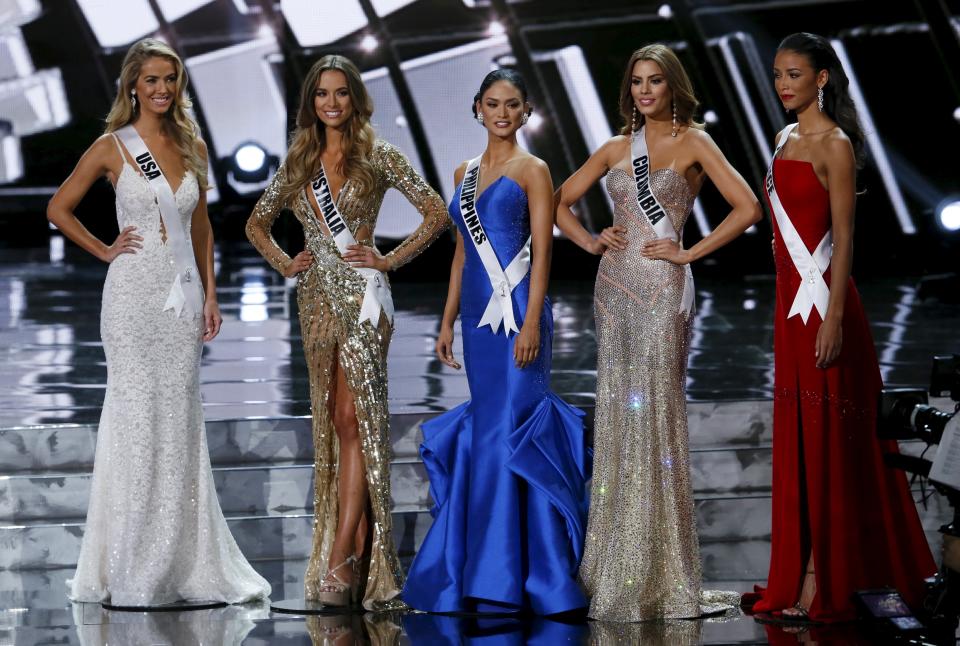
[780, 570, 816, 622]
[316, 555, 358, 607]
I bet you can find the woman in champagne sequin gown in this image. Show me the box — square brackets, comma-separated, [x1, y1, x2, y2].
[556, 45, 761, 622]
[246, 56, 448, 610]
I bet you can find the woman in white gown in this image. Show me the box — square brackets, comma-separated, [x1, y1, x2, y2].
[47, 38, 270, 606]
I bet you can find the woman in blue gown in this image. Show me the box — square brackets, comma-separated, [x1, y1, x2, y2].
[402, 69, 590, 615]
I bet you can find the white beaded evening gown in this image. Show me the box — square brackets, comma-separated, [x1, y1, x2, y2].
[68, 136, 270, 606]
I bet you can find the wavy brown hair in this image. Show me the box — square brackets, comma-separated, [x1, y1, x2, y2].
[278, 55, 376, 206]
[104, 38, 208, 190]
[618, 44, 703, 135]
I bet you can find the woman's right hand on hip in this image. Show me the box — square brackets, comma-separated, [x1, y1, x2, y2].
[283, 250, 313, 277]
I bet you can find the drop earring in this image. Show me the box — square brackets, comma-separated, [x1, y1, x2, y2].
[130, 89, 137, 109]
[521, 112, 529, 126]
[817, 86, 824, 112]
[475, 113, 484, 125]
[671, 101, 678, 137]
[631, 105, 639, 132]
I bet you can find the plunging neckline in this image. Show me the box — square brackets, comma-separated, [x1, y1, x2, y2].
[112, 130, 190, 196]
[320, 159, 347, 207]
[117, 163, 191, 198]
[304, 160, 355, 242]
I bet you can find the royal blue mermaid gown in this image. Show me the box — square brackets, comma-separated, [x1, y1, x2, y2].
[402, 175, 590, 615]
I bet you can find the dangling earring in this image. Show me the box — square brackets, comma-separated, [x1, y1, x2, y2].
[475, 113, 484, 125]
[521, 111, 529, 126]
[671, 101, 678, 137]
[817, 86, 824, 112]
[631, 105, 639, 132]
[130, 89, 137, 109]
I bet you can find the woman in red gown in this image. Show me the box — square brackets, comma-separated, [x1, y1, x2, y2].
[752, 32, 936, 623]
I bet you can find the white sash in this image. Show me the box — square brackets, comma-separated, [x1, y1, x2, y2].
[459, 155, 531, 336]
[115, 125, 203, 318]
[631, 126, 694, 316]
[307, 162, 394, 327]
[766, 123, 832, 324]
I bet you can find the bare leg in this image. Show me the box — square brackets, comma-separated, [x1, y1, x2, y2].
[324, 355, 369, 588]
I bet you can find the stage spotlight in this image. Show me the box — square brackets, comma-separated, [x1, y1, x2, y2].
[360, 34, 379, 52]
[227, 141, 277, 190]
[704, 109, 718, 125]
[487, 21, 506, 36]
[657, 4, 673, 19]
[395, 114, 408, 128]
[937, 198, 960, 232]
[954, 106, 960, 124]
[526, 112, 543, 131]
[234, 143, 267, 174]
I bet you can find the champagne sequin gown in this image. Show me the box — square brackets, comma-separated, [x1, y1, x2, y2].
[246, 140, 448, 610]
[578, 137, 739, 622]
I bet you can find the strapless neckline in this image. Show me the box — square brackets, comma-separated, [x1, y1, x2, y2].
[458, 174, 528, 205]
[608, 166, 694, 203]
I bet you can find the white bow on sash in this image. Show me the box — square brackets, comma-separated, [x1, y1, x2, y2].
[115, 125, 203, 318]
[631, 126, 694, 316]
[307, 164, 394, 327]
[459, 155, 531, 336]
[766, 123, 832, 324]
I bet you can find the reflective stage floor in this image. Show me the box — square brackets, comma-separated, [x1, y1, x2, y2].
[1, 244, 958, 644]
[3, 245, 958, 426]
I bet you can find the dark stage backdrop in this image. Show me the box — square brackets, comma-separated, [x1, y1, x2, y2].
[1, 0, 958, 279]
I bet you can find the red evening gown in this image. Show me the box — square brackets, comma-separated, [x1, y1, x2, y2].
[752, 157, 936, 623]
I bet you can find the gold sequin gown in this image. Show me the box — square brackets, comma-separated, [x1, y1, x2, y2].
[246, 140, 448, 610]
[578, 151, 739, 623]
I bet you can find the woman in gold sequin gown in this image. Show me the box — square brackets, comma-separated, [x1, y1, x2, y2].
[556, 45, 761, 623]
[246, 55, 448, 610]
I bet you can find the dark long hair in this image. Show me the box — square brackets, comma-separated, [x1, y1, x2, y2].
[471, 68, 532, 118]
[778, 32, 866, 169]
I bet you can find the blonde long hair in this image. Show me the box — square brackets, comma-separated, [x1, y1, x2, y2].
[278, 55, 376, 206]
[619, 44, 704, 135]
[104, 38, 208, 190]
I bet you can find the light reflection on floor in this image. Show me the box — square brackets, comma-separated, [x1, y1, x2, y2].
[2, 245, 959, 427]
